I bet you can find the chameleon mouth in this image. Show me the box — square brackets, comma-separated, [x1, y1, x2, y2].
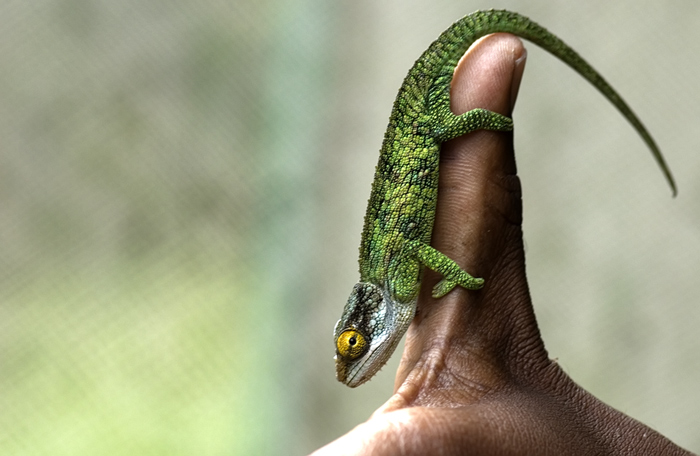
[335, 346, 375, 387]
[342, 355, 373, 388]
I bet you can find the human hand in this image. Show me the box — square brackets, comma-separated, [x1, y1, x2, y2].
[312, 34, 692, 456]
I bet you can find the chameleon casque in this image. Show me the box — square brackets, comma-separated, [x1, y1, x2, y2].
[333, 10, 675, 387]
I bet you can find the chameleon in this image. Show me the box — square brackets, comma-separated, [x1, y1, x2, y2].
[333, 9, 676, 387]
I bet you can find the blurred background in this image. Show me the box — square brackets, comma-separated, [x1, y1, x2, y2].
[0, 0, 698, 454]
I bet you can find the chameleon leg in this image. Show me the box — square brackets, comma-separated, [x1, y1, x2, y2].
[433, 107, 513, 142]
[405, 240, 484, 298]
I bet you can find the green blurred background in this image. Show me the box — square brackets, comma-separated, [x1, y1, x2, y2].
[1, 0, 698, 454]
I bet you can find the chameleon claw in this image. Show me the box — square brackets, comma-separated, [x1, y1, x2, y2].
[432, 279, 457, 298]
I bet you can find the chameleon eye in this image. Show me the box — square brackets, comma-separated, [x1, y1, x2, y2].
[336, 329, 368, 360]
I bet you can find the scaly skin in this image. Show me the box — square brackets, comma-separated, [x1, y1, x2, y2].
[334, 10, 676, 388]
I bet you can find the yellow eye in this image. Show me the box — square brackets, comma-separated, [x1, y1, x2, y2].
[336, 329, 368, 360]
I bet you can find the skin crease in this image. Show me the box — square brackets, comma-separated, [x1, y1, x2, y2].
[312, 34, 693, 456]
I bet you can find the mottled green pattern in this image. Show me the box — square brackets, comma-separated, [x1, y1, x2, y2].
[334, 9, 675, 387]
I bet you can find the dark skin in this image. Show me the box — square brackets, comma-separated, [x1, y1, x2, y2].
[313, 34, 693, 456]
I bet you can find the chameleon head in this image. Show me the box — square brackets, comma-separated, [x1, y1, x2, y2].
[334, 282, 416, 387]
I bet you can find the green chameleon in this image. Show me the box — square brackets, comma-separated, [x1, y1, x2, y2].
[333, 10, 676, 387]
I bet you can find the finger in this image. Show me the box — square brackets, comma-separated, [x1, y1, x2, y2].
[392, 33, 549, 403]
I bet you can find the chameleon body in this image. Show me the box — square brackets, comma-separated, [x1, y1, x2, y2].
[334, 10, 675, 387]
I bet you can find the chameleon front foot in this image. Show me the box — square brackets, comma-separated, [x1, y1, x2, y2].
[433, 107, 513, 142]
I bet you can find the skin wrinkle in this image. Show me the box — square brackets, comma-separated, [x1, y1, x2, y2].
[426, 332, 502, 392]
[407, 282, 519, 407]
[397, 292, 503, 406]
[398, 307, 456, 403]
[442, 350, 503, 396]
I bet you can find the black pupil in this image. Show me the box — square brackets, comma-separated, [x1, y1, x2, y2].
[348, 336, 356, 346]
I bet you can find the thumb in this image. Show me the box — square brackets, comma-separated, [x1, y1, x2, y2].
[389, 33, 547, 404]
